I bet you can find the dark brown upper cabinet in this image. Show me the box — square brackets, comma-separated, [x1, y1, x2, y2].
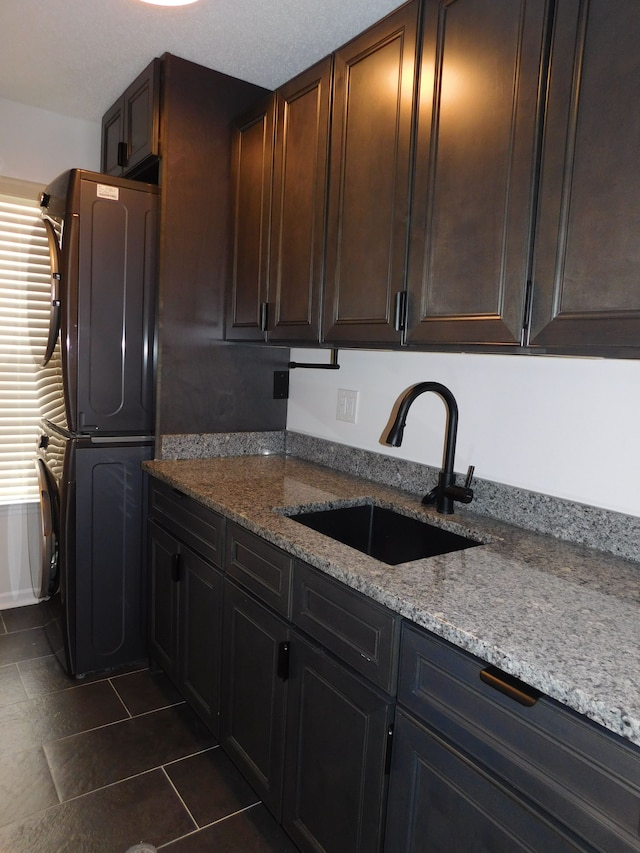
[322, 1, 419, 345]
[101, 59, 160, 179]
[268, 58, 332, 343]
[227, 96, 275, 341]
[405, 0, 548, 347]
[227, 59, 332, 343]
[528, 0, 640, 354]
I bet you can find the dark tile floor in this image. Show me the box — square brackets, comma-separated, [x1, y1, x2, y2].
[0, 604, 299, 852]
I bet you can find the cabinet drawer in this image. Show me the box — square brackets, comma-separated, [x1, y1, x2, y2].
[225, 523, 293, 617]
[399, 623, 640, 853]
[293, 561, 400, 694]
[148, 478, 224, 568]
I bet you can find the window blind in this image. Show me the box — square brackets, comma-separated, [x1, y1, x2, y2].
[0, 180, 50, 505]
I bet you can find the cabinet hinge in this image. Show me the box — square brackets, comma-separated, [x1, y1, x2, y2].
[277, 641, 290, 681]
[520, 280, 533, 346]
[384, 723, 394, 775]
[171, 553, 181, 583]
[393, 291, 407, 333]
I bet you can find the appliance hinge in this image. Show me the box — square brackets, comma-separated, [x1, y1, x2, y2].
[520, 279, 533, 346]
[393, 291, 407, 333]
[384, 722, 394, 775]
[277, 640, 290, 681]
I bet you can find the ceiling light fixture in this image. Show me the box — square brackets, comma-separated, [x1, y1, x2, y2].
[138, 0, 200, 6]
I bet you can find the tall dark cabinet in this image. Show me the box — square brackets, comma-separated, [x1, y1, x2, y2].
[322, 1, 419, 345]
[405, 0, 548, 347]
[528, 0, 640, 352]
[152, 55, 290, 435]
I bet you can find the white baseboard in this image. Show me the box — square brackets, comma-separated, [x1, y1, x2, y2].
[0, 589, 40, 611]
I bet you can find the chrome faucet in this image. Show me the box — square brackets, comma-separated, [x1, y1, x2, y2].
[385, 381, 474, 514]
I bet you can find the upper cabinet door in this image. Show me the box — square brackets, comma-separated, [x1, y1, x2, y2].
[529, 0, 640, 352]
[101, 59, 160, 179]
[406, 0, 548, 347]
[268, 58, 332, 343]
[322, 1, 419, 345]
[227, 96, 275, 341]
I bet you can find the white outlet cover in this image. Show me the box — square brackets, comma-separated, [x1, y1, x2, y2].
[336, 388, 359, 423]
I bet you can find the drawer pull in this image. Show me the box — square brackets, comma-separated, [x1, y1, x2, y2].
[480, 666, 540, 707]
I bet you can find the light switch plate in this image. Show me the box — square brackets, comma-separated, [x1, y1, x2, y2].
[336, 389, 359, 423]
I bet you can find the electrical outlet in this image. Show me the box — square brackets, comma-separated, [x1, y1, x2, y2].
[336, 389, 359, 423]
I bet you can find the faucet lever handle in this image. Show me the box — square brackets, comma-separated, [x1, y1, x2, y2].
[464, 465, 475, 489]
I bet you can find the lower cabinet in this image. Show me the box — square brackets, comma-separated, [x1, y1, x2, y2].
[221, 522, 396, 852]
[147, 480, 640, 853]
[220, 578, 289, 819]
[283, 632, 394, 853]
[148, 520, 223, 735]
[147, 480, 224, 736]
[386, 623, 640, 853]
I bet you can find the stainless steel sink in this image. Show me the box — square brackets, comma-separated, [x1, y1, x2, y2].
[289, 503, 481, 566]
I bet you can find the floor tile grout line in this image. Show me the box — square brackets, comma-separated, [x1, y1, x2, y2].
[155, 802, 263, 851]
[160, 765, 199, 830]
[0, 765, 177, 833]
[41, 743, 220, 806]
[37, 698, 189, 753]
[160, 743, 221, 770]
[106, 676, 135, 719]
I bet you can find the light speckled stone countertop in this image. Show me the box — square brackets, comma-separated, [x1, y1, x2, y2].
[143, 454, 640, 747]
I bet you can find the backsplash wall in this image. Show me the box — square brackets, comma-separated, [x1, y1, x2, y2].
[286, 348, 640, 519]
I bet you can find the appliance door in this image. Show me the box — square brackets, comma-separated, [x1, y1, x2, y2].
[32, 455, 59, 599]
[40, 217, 62, 367]
[64, 174, 158, 434]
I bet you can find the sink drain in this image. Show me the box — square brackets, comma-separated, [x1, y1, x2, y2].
[125, 845, 157, 853]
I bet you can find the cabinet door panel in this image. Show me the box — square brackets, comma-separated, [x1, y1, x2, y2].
[406, 0, 546, 345]
[124, 58, 160, 176]
[180, 548, 222, 735]
[385, 709, 588, 853]
[221, 580, 288, 819]
[227, 97, 275, 340]
[148, 521, 180, 683]
[269, 59, 331, 342]
[101, 100, 124, 176]
[530, 0, 640, 351]
[323, 1, 418, 344]
[283, 633, 393, 853]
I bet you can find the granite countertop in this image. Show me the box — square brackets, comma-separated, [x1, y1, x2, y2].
[143, 454, 640, 747]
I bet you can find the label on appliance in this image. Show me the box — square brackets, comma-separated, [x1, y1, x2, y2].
[96, 184, 120, 201]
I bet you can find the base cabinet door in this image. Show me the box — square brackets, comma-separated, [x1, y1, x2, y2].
[282, 632, 393, 853]
[385, 709, 589, 853]
[147, 519, 223, 735]
[148, 521, 180, 683]
[220, 579, 289, 820]
[179, 547, 223, 735]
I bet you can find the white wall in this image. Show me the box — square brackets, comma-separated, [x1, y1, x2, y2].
[0, 97, 100, 184]
[0, 99, 100, 608]
[287, 348, 640, 518]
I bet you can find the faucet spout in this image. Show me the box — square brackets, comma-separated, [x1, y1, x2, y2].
[385, 382, 472, 514]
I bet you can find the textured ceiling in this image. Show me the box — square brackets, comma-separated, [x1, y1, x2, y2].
[0, 0, 404, 122]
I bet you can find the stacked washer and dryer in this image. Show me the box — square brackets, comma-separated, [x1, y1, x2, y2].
[33, 169, 158, 676]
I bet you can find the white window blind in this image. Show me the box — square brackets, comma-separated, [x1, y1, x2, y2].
[0, 178, 50, 505]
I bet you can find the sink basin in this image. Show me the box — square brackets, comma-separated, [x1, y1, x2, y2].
[289, 504, 481, 566]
